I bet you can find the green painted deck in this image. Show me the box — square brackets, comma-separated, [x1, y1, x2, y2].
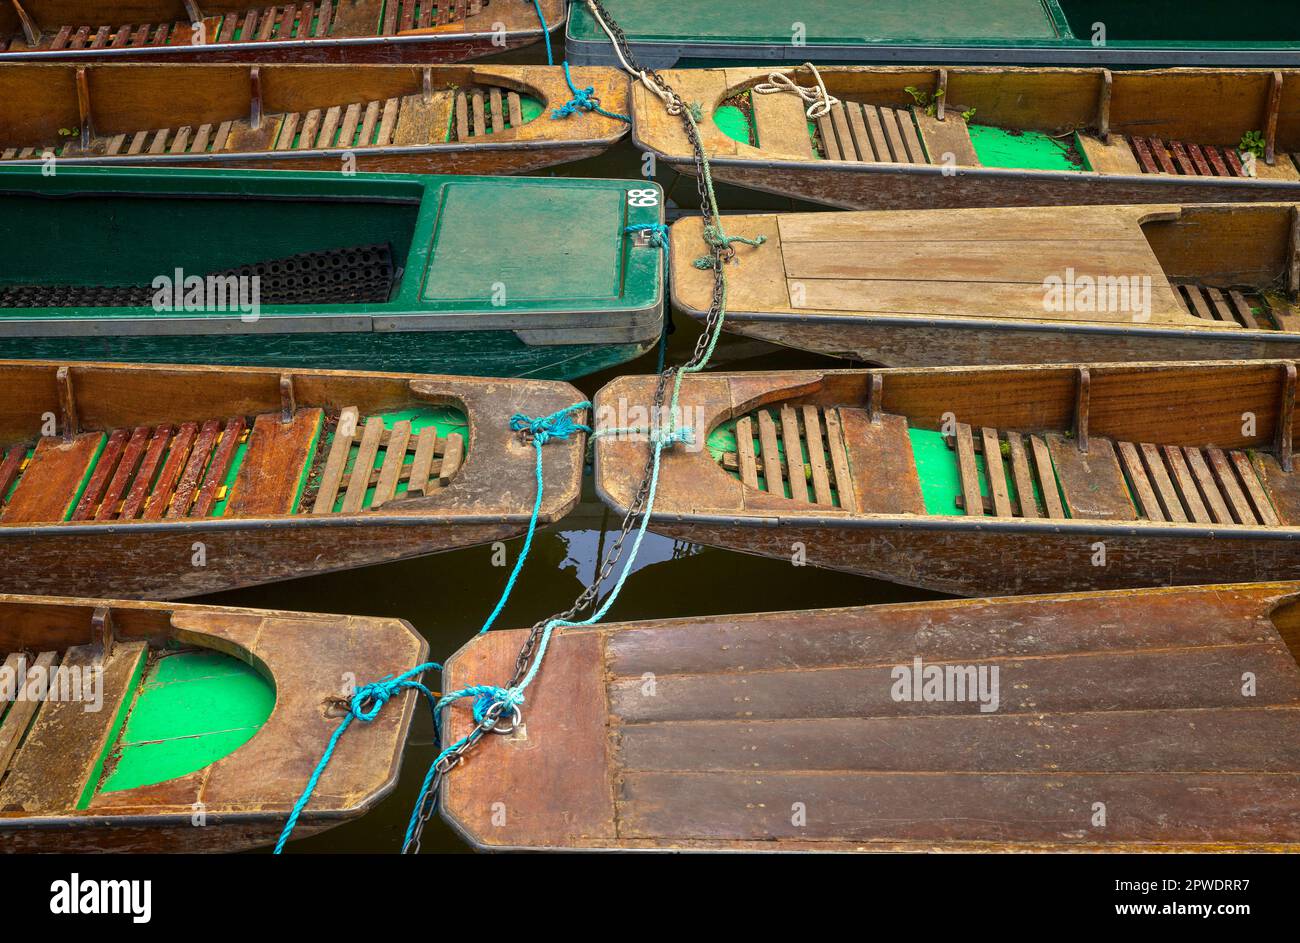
[95, 647, 275, 799]
[967, 126, 1089, 172]
[570, 0, 1060, 44]
[0, 166, 663, 380]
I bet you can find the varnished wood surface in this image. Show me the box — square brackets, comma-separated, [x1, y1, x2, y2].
[0, 593, 427, 852]
[593, 362, 1300, 595]
[0, 361, 586, 598]
[444, 582, 1300, 851]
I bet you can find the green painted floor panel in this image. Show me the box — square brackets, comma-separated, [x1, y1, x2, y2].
[98, 648, 275, 796]
[968, 125, 1089, 172]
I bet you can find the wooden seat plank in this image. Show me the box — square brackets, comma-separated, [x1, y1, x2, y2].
[980, 427, 1012, 517]
[1184, 447, 1235, 524]
[1230, 450, 1280, 526]
[165, 419, 220, 519]
[953, 422, 983, 516]
[734, 417, 759, 490]
[0, 642, 147, 814]
[1028, 435, 1066, 519]
[1137, 442, 1188, 523]
[779, 406, 809, 503]
[756, 410, 784, 495]
[1, 432, 105, 524]
[0, 652, 59, 779]
[1117, 441, 1164, 521]
[750, 89, 814, 159]
[310, 407, 358, 513]
[801, 406, 833, 505]
[226, 409, 324, 517]
[821, 409, 856, 511]
[1045, 435, 1137, 521]
[118, 425, 171, 520]
[838, 409, 925, 516]
[94, 426, 151, 521]
[341, 417, 384, 513]
[1206, 447, 1259, 525]
[371, 420, 411, 509]
[438, 432, 464, 485]
[0, 445, 25, 505]
[1162, 444, 1211, 523]
[406, 427, 438, 496]
[141, 421, 196, 519]
[1005, 431, 1038, 517]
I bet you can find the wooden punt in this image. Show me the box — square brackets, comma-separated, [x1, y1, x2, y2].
[0, 63, 628, 175]
[568, 0, 1300, 70]
[1, 593, 425, 852]
[595, 360, 1300, 597]
[633, 66, 1300, 211]
[671, 203, 1300, 367]
[0, 360, 586, 599]
[0, 0, 563, 65]
[442, 582, 1300, 852]
[0, 165, 663, 379]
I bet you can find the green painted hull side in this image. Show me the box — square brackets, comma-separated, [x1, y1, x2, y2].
[0, 331, 653, 380]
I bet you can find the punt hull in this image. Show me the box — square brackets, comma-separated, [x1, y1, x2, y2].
[0, 517, 526, 599]
[647, 518, 1300, 597]
[663, 158, 1300, 212]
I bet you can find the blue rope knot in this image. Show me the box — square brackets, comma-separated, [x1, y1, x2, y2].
[349, 676, 408, 722]
[552, 62, 632, 123]
[510, 401, 592, 446]
[651, 426, 695, 448]
[469, 685, 525, 725]
[625, 222, 669, 249]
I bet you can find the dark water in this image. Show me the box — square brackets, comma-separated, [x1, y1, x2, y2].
[196, 40, 948, 854]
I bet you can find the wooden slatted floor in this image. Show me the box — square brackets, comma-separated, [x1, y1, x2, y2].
[1174, 281, 1274, 329]
[0, 408, 466, 523]
[1129, 135, 1249, 177]
[382, 0, 488, 33]
[815, 102, 928, 164]
[452, 86, 530, 140]
[38, 1, 338, 52]
[720, 406, 851, 508]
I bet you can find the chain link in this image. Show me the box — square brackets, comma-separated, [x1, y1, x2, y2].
[405, 1, 732, 853]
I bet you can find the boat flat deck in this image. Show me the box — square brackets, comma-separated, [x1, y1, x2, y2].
[671, 206, 1214, 327]
[443, 583, 1300, 851]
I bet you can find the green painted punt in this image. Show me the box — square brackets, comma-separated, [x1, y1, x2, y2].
[569, 0, 1300, 64]
[0, 166, 664, 380]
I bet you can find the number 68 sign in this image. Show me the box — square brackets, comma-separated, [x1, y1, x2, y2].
[627, 188, 659, 208]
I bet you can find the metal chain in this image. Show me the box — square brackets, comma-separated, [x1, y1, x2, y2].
[404, 2, 732, 853]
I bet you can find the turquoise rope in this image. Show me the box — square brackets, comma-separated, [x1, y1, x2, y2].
[552, 61, 632, 122]
[528, 0, 554, 65]
[276, 402, 589, 853]
[623, 224, 671, 369]
[273, 664, 440, 854]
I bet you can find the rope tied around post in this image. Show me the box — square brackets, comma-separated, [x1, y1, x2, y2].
[753, 62, 840, 119]
[552, 61, 632, 123]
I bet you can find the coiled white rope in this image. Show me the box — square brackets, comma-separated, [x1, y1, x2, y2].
[581, 0, 679, 112]
[754, 62, 840, 119]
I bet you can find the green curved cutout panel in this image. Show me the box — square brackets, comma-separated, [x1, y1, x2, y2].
[98, 647, 275, 795]
[715, 103, 755, 146]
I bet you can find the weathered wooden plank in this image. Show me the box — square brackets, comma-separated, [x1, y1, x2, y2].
[0, 642, 147, 814]
[227, 409, 323, 517]
[1163, 444, 1210, 523]
[1046, 435, 1137, 521]
[1230, 450, 1280, 526]
[371, 420, 411, 509]
[838, 409, 924, 515]
[311, 407, 358, 514]
[2, 432, 104, 524]
[980, 427, 1012, 516]
[1136, 441, 1188, 522]
[94, 425, 151, 521]
[165, 418, 220, 519]
[821, 409, 856, 512]
[756, 410, 784, 496]
[1029, 435, 1065, 519]
[1117, 441, 1164, 521]
[1206, 447, 1259, 524]
[341, 416, 383, 513]
[118, 424, 171, 521]
[779, 406, 808, 503]
[734, 416, 759, 490]
[141, 421, 195, 519]
[750, 88, 814, 159]
[439, 432, 464, 485]
[954, 422, 983, 517]
[0, 652, 58, 779]
[1005, 431, 1037, 517]
[1184, 446, 1235, 524]
[406, 427, 438, 496]
[190, 417, 246, 518]
[801, 405, 832, 505]
[70, 428, 129, 522]
[0, 445, 26, 506]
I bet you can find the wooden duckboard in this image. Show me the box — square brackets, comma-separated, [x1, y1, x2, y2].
[443, 583, 1300, 851]
[671, 205, 1211, 327]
